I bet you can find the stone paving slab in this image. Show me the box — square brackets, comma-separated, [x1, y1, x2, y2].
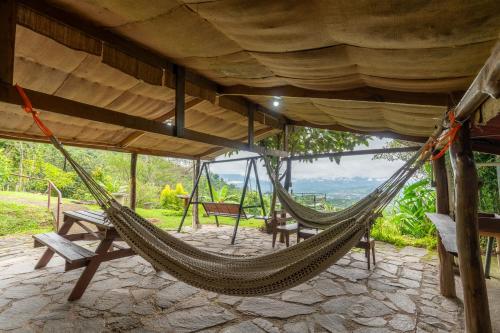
[0, 226, 464, 332]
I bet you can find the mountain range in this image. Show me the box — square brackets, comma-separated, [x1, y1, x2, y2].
[218, 174, 384, 201]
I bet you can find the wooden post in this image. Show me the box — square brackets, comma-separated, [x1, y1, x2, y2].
[0, 0, 16, 85]
[248, 104, 255, 148]
[130, 153, 137, 211]
[284, 125, 292, 191]
[192, 159, 200, 229]
[175, 65, 185, 138]
[450, 121, 491, 333]
[432, 152, 456, 297]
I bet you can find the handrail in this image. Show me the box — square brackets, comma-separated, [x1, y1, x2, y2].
[47, 180, 62, 231]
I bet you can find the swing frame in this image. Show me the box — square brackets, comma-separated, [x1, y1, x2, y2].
[177, 156, 268, 244]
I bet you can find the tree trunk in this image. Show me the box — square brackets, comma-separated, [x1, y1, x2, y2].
[450, 121, 491, 333]
[432, 153, 456, 297]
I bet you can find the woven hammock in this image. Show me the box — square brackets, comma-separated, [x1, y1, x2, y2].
[16, 85, 437, 295]
[263, 150, 427, 230]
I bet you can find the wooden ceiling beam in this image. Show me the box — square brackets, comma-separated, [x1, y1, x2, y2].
[0, 83, 288, 157]
[198, 127, 276, 158]
[0, 0, 16, 85]
[218, 85, 451, 107]
[0, 130, 198, 159]
[17, 0, 286, 130]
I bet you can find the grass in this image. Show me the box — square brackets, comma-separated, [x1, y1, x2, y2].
[0, 191, 265, 238]
[135, 207, 265, 230]
[0, 190, 436, 250]
[371, 217, 437, 250]
[0, 201, 54, 236]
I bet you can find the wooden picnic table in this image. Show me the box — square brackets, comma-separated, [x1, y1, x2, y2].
[33, 210, 135, 301]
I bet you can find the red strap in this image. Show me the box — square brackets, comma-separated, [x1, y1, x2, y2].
[430, 112, 461, 161]
[15, 84, 53, 137]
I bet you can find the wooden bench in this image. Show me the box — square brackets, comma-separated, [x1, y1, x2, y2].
[426, 212, 500, 279]
[201, 202, 269, 245]
[34, 232, 96, 266]
[201, 202, 253, 220]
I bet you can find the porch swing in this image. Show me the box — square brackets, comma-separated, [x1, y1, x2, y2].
[177, 156, 270, 244]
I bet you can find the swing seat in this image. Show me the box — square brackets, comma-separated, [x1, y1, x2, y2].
[202, 202, 253, 219]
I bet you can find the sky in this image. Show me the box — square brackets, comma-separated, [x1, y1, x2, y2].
[210, 138, 406, 180]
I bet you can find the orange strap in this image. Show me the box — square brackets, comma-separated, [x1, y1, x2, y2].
[430, 112, 461, 161]
[15, 84, 53, 137]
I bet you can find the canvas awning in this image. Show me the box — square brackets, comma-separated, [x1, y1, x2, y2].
[0, 1, 499, 157]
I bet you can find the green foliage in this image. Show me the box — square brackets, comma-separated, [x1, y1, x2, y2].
[388, 178, 436, 238]
[160, 183, 187, 210]
[0, 149, 12, 184]
[371, 217, 437, 249]
[211, 185, 238, 203]
[41, 162, 76, 191]
[475, 152, 499, 213]
[258, 127, 370, 160]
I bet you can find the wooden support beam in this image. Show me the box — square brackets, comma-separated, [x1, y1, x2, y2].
[192, 158, 200, 229]
[119, 98, 203, 148]
[289, 146, 420, 161]
[0, 83, 288, 157]
[284, 125, 292, 191]
[450, 121, 491, 333]
[175, 65, 186, 138]
[219, 85, 449, 107]
[130, 153, 137, 211]
[248, 103, 255, 147]
[0, 0, 16, 84]
[432, 152, 456, 298]
[198, 126, 276, 158]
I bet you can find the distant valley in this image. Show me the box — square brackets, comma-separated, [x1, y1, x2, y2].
[218, 173, 385, 208]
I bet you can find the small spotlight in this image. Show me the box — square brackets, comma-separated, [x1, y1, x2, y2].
[273, 100, 280, 107]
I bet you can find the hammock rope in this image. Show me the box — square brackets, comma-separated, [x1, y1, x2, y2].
[14, 84, 440, 296]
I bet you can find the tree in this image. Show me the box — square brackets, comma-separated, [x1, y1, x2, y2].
[259, 127, 370, 160]
[258, 126, 370, 190]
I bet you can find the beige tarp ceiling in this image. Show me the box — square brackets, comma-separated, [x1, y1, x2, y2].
[1, 1, 499, 158]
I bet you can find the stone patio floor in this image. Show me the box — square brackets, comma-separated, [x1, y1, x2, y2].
[0, 225, 465, 332]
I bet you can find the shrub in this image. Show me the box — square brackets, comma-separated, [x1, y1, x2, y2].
[160, 183, 187, 210]
[389, 178, 436, 238]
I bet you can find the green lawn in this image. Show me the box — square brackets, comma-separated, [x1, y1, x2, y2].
[135, 207, 265, 230]
[0, 191, 265, 236]
[0, 191, 436, 251]
[0, 201, 54, 236]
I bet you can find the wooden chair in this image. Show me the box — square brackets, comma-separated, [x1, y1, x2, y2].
[297, 223, 376, 269]
[271, 210, 297, 248]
